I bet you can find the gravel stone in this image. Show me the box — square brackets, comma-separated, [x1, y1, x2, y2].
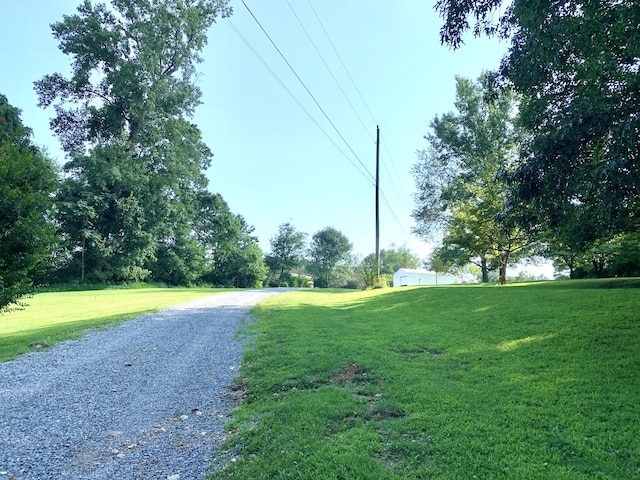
[0, 289, 287, 479]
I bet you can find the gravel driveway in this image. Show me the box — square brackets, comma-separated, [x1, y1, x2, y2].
[0, 289, 286, 480]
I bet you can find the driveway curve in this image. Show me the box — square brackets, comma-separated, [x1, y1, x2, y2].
[0, 289, 287, 479]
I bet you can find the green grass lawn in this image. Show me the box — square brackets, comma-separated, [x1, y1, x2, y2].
[211, 280, 640, 479]
[0, 287, 229, 362]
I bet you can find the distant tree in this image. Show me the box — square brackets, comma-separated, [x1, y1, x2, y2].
[426, 250, 448, 275]
[195, 193, 266, 287]
[358, 256, 378, 290]
[0, 95, 59, 311]
[35, 0, 231, 283]
[149, 223, 206, 286]
[358, 245, 421, 288]
[228, 237, 268, 288]
[380, 245, 421, 275]
[551, 234, 640, 280]
[55, 144, 156, 282]
[307, 227, 352, 288]
[412, 74, 534, 284]
[609, 234, 640, 278]
[435, 0, 640, 240]
[265, 222, 307, 286]
[193, 192, 242, 277]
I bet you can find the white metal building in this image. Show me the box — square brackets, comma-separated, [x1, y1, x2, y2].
[393, 268, 456, 287]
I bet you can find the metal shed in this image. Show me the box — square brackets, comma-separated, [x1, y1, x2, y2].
[393, 268, 456, 287]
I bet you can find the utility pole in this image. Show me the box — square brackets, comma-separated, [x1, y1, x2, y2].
[375, 125, 380, 283]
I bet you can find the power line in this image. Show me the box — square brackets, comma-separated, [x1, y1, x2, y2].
[302, 1, 413, 241]
[306, 0, 378, 126]
[240, 0, 375, 183]
[288, 0, 416, 244]
[380, 188, 411, 241]
[286, 0, 374, 142]
[226, 18, 374, 185]
[380, 133, 413, 212]
[234, 3, 414, 249]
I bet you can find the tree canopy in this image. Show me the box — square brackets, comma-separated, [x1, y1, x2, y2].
[435, 0, 640, 243]
[412, 74, 533, 283]
[196, 193, 267, 288]
[36, 0, 232, 284]
[359, 245, 421, 288]
[265, 222, 308, 286]
[307, 227, 353, 288]
[0, 95, 59, 310]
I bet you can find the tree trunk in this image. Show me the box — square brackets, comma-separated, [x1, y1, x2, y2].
[81, 236, 85, 283]
[499, 263, 507, 285]
[499, 251, 510, 285]
[481, 257, 489, 283]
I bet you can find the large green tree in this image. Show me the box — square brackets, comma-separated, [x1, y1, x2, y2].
[0, 95, 59, 310]
[36, 0, 231, 283]
[359, 245, 421, 288]
[435, 0, 640, 240]
[195, 193, 267, 288]
[412, 75, 533, 284]
[265, 222, 308, 286]
[307, 227, 353, 288]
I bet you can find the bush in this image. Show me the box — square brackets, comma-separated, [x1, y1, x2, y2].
[342, 280, 361, 290]
[373, 276, 389, 289]
[313, 277, 329, 288]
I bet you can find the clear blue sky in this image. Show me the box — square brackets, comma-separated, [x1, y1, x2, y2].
[1, 0, 508, 261]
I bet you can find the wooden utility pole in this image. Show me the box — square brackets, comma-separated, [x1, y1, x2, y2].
[375, 125, 380, 282]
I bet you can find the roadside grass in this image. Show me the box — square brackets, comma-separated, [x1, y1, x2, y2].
[0, 287, 230, 362]
[211, 279, 640, 479]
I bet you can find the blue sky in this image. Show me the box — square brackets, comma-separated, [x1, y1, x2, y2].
[1, 1, 508, 261]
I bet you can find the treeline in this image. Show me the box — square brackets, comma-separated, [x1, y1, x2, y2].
[3, 0, 639, 310]
[1, 92, 266, 299]
[412, 0, 640, 283]
[0, 0, 426, 312]
[263, 222, 422, 289]
[0, 0, 251, 311]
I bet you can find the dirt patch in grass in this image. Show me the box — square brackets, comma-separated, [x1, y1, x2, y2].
[227, 377, 250, 402]
[331, 363, 370, 387]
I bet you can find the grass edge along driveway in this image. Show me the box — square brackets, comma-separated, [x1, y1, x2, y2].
[211, 280, 640, 479]
[0, 287, 232, 362]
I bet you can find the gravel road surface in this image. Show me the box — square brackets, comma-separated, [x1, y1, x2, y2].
[0, 289, 285, 480]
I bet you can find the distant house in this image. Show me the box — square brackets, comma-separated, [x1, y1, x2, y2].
[393, 268, 456, 287]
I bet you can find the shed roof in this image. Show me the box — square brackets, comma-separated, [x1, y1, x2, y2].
[395, 268, 436, 275]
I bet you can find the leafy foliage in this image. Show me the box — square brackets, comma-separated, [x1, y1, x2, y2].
[0, 95, 59, 311]
[265, 222, 308, 286]
[359, 245, 421, 289]
[307, 227, 353, 288]
[36, 0, 232, 284]
[436, 0, 640, 242]
[196, 193, 267, 288]
[412, 75, 534, 283]
[511, 1, 640, 241]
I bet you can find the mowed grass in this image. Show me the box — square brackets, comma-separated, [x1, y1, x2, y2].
[0, 287, 229, 362]
[211, 280, 640, 479]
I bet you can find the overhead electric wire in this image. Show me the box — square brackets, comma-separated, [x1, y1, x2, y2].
[380, 189, 411, 240]
[380, 134, 413, 212]
[287, 0, 412, 235]
[226, 18, 373, 184]
[302, 1, 411, 232]
[286, 0, 375, 143]
[306, 0, 378, 126]
[234, 2, 415, 247]
[240, 0, 375, 183]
